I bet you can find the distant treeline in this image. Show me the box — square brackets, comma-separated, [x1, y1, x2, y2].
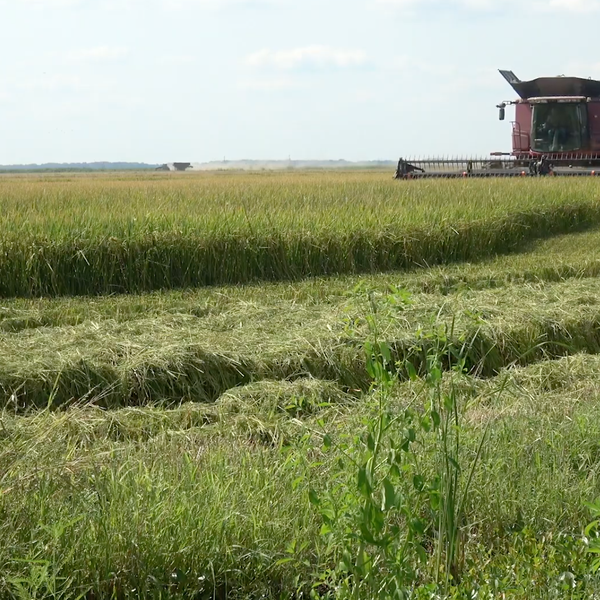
[0, 162, 159, 172]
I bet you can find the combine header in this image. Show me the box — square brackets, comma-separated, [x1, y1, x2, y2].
[395, 69, 600, 179]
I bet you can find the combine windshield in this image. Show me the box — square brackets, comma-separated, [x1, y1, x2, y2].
[532, 102, 588, 152]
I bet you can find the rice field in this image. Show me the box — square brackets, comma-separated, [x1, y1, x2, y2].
[0, 171, 599, 296]
[2, 170, 600, 599]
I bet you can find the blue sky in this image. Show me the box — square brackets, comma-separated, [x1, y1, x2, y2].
[0, 0, 598, 163]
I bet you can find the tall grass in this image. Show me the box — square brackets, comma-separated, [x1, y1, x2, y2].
[1, 172, 600, 296]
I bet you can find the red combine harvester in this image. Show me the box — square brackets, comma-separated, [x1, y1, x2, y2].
[394, 69, 600, 178]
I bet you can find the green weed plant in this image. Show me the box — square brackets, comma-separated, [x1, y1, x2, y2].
[308, 289, 499, 598]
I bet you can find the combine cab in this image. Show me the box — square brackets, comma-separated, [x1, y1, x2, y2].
[395, 69, 600, 178]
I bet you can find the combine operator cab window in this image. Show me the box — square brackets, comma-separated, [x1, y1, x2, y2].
[532, 102, 588, 152]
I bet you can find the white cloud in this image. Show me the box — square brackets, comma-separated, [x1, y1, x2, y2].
[16, 74, 118, 93]
[167, 0, 282, 4]
[375, 0, 600, 11]
[245, 45, 367, 70]
[238, 77, 303, 91]
[375, 0, 489, 8]
[66, 46, 129, 62]
[375, 0, 424, 5]
[17, 75, 86, 92]
[11, 0, 81, 5]
[353, 90, 379, 103]
[541, 0, 600, 11]
[156, 0, 287, 9]
[375, 0, 502, 10]
[1, 0, 284, 8]
[158, 54, 196, 66]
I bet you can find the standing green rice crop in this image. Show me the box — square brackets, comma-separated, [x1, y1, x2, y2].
[0, 171, 599, 296]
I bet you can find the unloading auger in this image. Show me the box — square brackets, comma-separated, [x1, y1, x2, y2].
[395, 70, 600, 179]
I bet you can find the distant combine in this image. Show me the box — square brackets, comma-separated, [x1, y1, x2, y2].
[155, 162, 192, 172]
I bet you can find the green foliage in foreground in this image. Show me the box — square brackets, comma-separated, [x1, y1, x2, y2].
[2, 276, 600, 597]
[1, 354, 600, 598]
[0, 172, 600, 296]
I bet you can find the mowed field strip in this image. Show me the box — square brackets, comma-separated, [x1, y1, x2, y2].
[2, 171, 600, 599]
[1, 222, 600, 409]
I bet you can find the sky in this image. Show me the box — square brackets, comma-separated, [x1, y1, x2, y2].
[0, 0, 599, 164]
